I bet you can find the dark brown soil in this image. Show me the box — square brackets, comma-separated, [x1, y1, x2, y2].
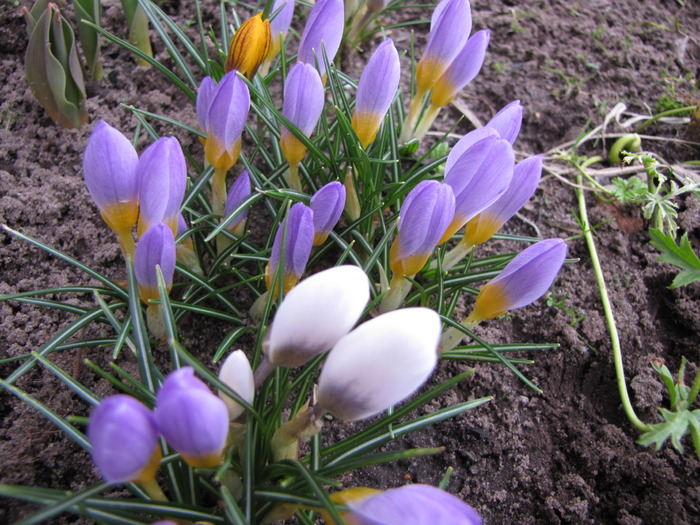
[1, 0, 699, 524]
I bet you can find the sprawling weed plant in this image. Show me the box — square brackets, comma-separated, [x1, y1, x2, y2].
[1, 0, 570, 522]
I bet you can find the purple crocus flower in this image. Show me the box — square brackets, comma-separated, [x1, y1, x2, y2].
[223, 170, 252, 236]
[431, 29, 490, 108]
[265, 202, 315, 293]
[267, 0, 295, 60]
[280, 63, 325, 168]
[83, 120, 139, 236]
[134, 222, 176, 303]
[342, 484, 482, 525]
[310, 181, 346, 246]
[87, 395, 161, 484]
[439, 130, 514, 242]
[196, 71, 250, 171]
[352, 39, 400, 148]
[469, 238, 567, 322]
[390, 180, 455, 277]
[297, 0, 344, 78]
[464, 154, 543, 247]
[136, 136, 187, 237]
[154, 367, 230, 468]
[486, 100, 523, 145]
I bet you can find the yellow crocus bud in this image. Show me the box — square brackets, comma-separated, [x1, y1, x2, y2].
[224, 13, 271, 79]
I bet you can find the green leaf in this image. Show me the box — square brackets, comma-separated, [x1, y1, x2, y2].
[637, 408, 700, 454]
[648, 228, 700, 288]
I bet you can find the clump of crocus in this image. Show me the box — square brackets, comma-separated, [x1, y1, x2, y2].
[279, 63, 325, 190]
[260, 0, 295, 75]
[440, 238, 567, 352]
[225, 13, 270, 79]
[83, 120, 139, 256]
[297, 0, 344, 80]
[310, 181, 346, 246]
[218, 350, 255, 421]
[154, 367, 230, 468]
[380, 180, 455, 312]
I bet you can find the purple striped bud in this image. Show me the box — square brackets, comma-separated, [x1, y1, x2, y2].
[316, 308, 440, 421]
[352, 39, 400, 148]
[87, 395, 161, 484]
[415, 0, 471, 94]
[439, 131, 514, 242]
[297, 0, 344, 78]
[464, 155, 542, 246]
[280, 63, 325, 168]
[218, 350, 255, 421]
[343, 484, 482, 525]
[469, 238, 567, 322]
[134, 222, 176, 303]
[431, 29, 490, 108]
[223, 170, 252, 236]
[154, 367, 229, 468]
[486, 100, 523, 145]
[197, 71, 250, 171]
[83, 121, 139, 235]
[390, 181, 455, 277]
[265, 202, 314, 293]
[137, 137, 187, 237]
[310, 181, 345, 246]
[267, 0, 295, 61]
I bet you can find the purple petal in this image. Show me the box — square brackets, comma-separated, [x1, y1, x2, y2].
[297, 0, 344, 76]
[270, 0, 295, 36]
[196, 77, 216, 131]
[223, 170, 252, 231]
[87, 395, 160, 484]
[269, 202, 314, 280]
[444, 127, 499, 174]
[177, 213, 189, 236]
[206, 71, 250, 149]
[310, 181, 345, 242]
[282, 63, 325, 136]
[486, 100, 523, 144]
[485, 154, 542, 223]
[134, 222, 176, 301]
[156, 367, 211, 403]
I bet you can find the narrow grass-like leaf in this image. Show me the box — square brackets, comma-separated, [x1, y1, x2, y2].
[13, 483, 108, 525]
[32, 352, 100, 406]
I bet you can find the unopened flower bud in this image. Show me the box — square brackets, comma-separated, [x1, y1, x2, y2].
[134, 223, 176, 304]
[225, 13, 271, 79]
[218, 350, 255, 421]
[310, 181, 346, 246]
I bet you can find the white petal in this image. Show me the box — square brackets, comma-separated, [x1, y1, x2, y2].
[317, 308, 440, 421]
[218, 350, 255, 420]
[267, 266, 371, 368]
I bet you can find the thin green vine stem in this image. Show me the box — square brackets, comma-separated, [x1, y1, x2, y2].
[575, 172, 651, 433]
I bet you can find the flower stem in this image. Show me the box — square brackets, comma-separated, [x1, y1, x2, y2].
[378, 274, 414, 313]
[140, 478, 168, 501]
[432, 237, 474, 272]
[439, 318, 479, 354]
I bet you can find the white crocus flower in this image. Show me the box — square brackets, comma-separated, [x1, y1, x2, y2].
[316, 307, 441, 421]
[218, 350, 255, 421]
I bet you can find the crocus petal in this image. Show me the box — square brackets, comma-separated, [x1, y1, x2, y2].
[416, 0, 471, 93]
[345, 484, 482, 525]
[267, 0, 296, 61]
[310, 181, 346, 245]
[444, 127, 498, 174]
[266, 265, 370, 368]
[177, 213, 189, 237]
[134, 222, 176, 303]
[390, 181, 455, 276]
[83, 120, 139, 233]
[155, 367, 229, 468]
[218, 350, 255, 421]
[486, 100, 523, 145]
[464, 154, 542, 246]
[137, 136, 187, 236]
[266, 202, 315, 293]
[352, 39, 400, 148]
[471, 238, 567, 321]
[196, 77, 215, 131]
[431, 29, 490, 108]
[316, 307, 440, 421]
[297, 0, 344, 77]
[224, 13, 271, 79]
[223, 170, 252, 235]
[87, 395, 161, 484]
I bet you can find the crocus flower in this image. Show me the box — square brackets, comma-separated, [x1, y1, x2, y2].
[134, 222, 176, 304]
[310, 181, 346, 245]
[218, 350, 255, 421]
[297, 0, 344, 78]
[339, 484, 482, 525]
[266, 0, 295, 64]
[351, 39, 400, 148]
[390, 181, 455, 277]
[87, 395, 161, 484]
[266, 265, 370, 368]
[83, 120, 139, 241]
[154, 367, 230, 468]
[224, 13, 270, 79]
[485, 100, 523, 145]
[223, 170, 252, 236]
[136, 136, 187, 237]
[463, 154, 543, 247]
[265, 202, 315, 293]
[468, 238, 567, 323]
[280, 62, 325, 170]
[196, 71, 250, 172]
[439, 131, 514, 243]
[430, 29, 490, 108]
[316, 307, 440, 421]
